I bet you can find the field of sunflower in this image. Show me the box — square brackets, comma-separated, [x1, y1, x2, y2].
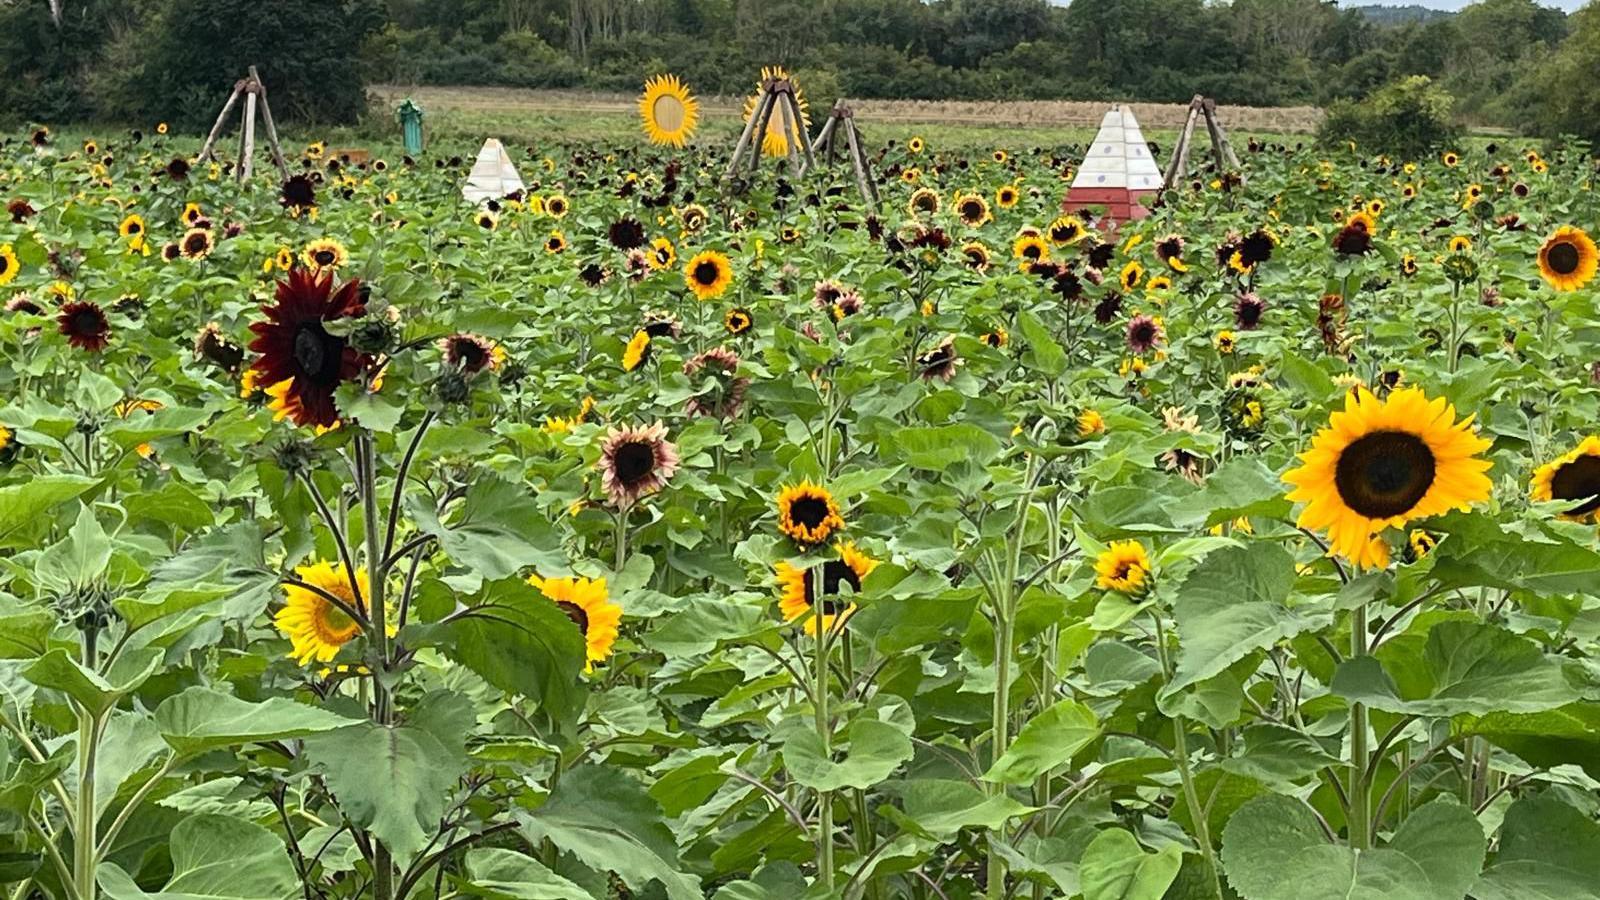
[2, 77, 1600, 900]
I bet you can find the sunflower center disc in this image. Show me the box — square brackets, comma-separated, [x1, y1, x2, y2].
[293, 324, 341, 383]
[789, 496, 830, 529]
[694, 261, 719, 286]
[653, 97, 684, 132]
[1550, 454, 1600, 516]
[74, 311, 103, 335]
[613, 441, 655, 486]
[1335, 430, 1437, 518]
[1548, 242, 1580, 275]
[557, 600, 589, 634]
[805, 559, 862, 613]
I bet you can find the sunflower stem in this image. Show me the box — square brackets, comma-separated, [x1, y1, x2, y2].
[358, 432, 395, 900]
[1154, 613, 1224, 899]
[73, 627, 99, 900]
[811, 564, 835, 891]
[1348, 603, 1372, 851]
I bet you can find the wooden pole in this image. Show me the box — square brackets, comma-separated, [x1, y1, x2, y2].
[811, 108, 839, 161]
[1162, 97, 1202, 190]
[238, 87, 258, 183]
[793, 93, 817, 172]
[1210, 102, 1243, 170]
[749, 85, 780, 175]
[843, 116, 876, 214]
[776, 89, 805, 177]
[1202, 98, 1229, 176]
[251, 66, 290, 179]
[724, 88, 770, 182]
[198, 85, 243, 162]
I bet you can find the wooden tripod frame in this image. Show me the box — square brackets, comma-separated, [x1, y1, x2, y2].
[1160, 95, 1242, 192]
[724, 77, 815, 184]
[809, 101, 879, 213]
[197, 65, 290, 184]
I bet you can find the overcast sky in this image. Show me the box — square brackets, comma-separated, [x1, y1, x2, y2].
[1339, 0, 1586, 9]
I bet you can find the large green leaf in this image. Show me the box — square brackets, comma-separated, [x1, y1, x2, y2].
[102, 407, 214, 450]
[152, 687, 364, 756]
[304, 719, 468, 864]
[0, 475, 99, 545]
[114, 584, 235, 633]
[460, 848, 592, 900]
[97, 813, 298, 900]
[1167, 543, 1324, 693]
[23, 648, 161, 717]
[1221, 795, 1482, 900]
[781, 716, 913, 791]
[1473, 795, 1600, 900]
[984, 699, 1100, 785]
[1078, 829, 1183, 900]
[515, 765, 700, 900]
[888, 424, 1003, 470]
[1331, 621, 1580, 716]
[892, 779, 1036, 839]
[446, 578, 586, 721]
[1168, 458, 1292, 530]
[409, 475, 564, 579]
[32, 502, 112, 592]
[1457, 703, 1600, 780]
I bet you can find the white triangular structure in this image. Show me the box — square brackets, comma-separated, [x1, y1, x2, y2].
[1063, 105, 1163, 223]
[462, 138, 525, 204]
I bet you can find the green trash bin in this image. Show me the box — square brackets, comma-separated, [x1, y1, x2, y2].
[396, 99, 425, 155]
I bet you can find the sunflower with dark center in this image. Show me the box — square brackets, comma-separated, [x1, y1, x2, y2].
[280, 175, 317, 211]
[1400, 254, 1419, 277]
[527, 574, 621, 672]
[303, 238, 347, 271]
[440, 333, 499, 375]
[180, 228, 214, 260]
[118, 214, 145, 240]
[579, 262, 608, 286]
[956, 194, 991, 227]
[545, 194, 569, 218]
[598, 421, 679, 507]
[1012, 234, 1048, 269]
[1119, 260, 1144, 291]
[908, 188, 940, 216]
[165, 157, 190, 180]
[1537, 226, 1598, 292]
[475, 210, 498, 230]
[1233, 292, 1266, 330]
[608, 217, 646, 250]
[1285, 387, 1492, 569]
[1048, 216, 1087, 246]
[775, 542, 878, 636]
[545, 231, 567, 253]
[1239, 229, 1275, 267]
[648, 237, 675, 271]
[58, 301, 111, 352]
[247, 269, 372, 429]
[1126, 314, 1163, 353]
[1530, 436, 1600, 521]
[996, 185, 1019, 208]
[7, 199, 34, 223]
[0, 244, 17, 287]
[642, 310, 681, 339]
[683, 347, 750, 420]
[684, 250, 733, 301]
[917, 336, 960, 381]
[724, 307, 753, 336]
[622, 330, 651, 372]
[1093, 291, 1124, 324]
[962, 242, 991, 270]
[776, 481, 845, 546]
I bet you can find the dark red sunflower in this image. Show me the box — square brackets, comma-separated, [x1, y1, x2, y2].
[247, 269, 372, 428]
[58, 301, 111, 352]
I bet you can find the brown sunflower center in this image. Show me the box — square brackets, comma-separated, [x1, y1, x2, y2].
[73, 310, 105, 335]
[613, 440, 656, 486]
[452, 339, 487, 370]
[803, 559, 862, 613]
[961, 200, 982, 219]
[1547, 241, 1580, 276]
[1024, 243, 1042, 259]
[1550, 454, 1600, 516]
[0, 256, 9, 275]
[184, 233, 208, 252]
[314, 250, 336, 266]
[693, 260, 720, 286]
[1334, 430, 1436, 518]
[789, 495, 830, 530]
[556, 600, 589, 634]
[293, 323, 344, 384]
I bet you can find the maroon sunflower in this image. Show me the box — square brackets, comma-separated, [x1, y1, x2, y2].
[439, 332, 499, 375]
[58, 301, 111, 352]
[598, 422, 680, 507]
[247, 269, 372, 428]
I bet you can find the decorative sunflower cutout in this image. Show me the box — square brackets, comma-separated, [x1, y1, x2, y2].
[1537, 226, 1598, 292]
[743, 66, 810, 158]
[775, 542, 878, 636]
[1284, 387, 1492, 570]
[1530, 436, 1600, 521]
[639, 74, 699, 148]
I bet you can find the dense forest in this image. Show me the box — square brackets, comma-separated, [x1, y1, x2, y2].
[4, 0, 1598, 146]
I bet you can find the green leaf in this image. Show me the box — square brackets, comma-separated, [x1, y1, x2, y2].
[1168, 458, 1292, 529]
[1221, 795, 1482, 900]
[23, 648, 161, 717]
[114, 584, 235, 633]
[97, 813, 298, 900]
[1166, 543, 1323, 694]
[447, 578, 586, 721]
[889, 424, 1003, 470]
[894, 779, 1036, 838]
[334, 384, 405, 432]
[1457, 703, 1600, 780]
[1331, 621, 1579, 716]
[409, 475, 564, 579]
[515, 765, 700, 900]
[304, 720, 468, 864]
[33, 503, 112, 591]
[1219, 724, 1340, 788]
[0, 610, 55, 659]
[1016, 309, 1067, 376]
[460, 848, 593, 900]
[643, 597, 766, 657]
[781, 716, 913, 791]
[0, 475, 99, 545]
[1473, 795, 1600, 900]
[152, 687, 364, 756]
[1078, 829, 1183, 900]
[103, 407, 213, 450]
[984, 699, 1100, 785]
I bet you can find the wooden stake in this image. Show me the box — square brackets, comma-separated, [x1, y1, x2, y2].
[749, 86, 779, 176]
[724, 86, 769, 182]
[777, 90, 805, 177]
[1162, 97, 1202, 190]
[198, 85, 243, 162]
[238, 88, 258, 183]
[1201, 98, 1229, 176]
[793, 93, 817, 172]
[842, 116, 877, 214]
[251, 65, 290, 179]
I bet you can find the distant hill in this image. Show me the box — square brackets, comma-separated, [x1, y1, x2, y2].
[1354, 4, 1455, 25]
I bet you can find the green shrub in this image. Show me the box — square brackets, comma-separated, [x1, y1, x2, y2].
[1317, 75, 1460, 160]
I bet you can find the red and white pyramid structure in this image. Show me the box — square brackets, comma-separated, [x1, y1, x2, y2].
[1063, 105, 1162, 224]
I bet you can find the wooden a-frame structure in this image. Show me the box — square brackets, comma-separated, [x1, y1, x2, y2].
[809, 101, 879, 213]
[197, 65, 290, 184]
[1160, 95, 1241, 191]
[724, 74, 814, 182]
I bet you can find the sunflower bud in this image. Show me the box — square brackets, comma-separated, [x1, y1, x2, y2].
[434, 370, 471, 405]
[349, 318, 395, 355]
[273, 438, 316, 475]
[74, 413, 100, 436]
[1442, 253, 1479, 284]
[498, 361, 528, 387]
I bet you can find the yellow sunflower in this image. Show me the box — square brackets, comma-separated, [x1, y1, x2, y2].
[1012, 234, 1049, 269]
[182, 202, 204, 226]
[996, 185, 1020, 209]
[1119, 261, 1144, 291]
[118, 214, 146, 241]
[955, 193, 992, 227]
[1537, 226, 1598, 292]
[528, 574, 621, 672]
[622, 330, 651, 372]
[546, 194, 570, 219]
[1530, 436, 1600, 521]
[1284, 387, 1492, 570]
[649, 237, 676, 271]
[0, 244, 17, 287]
[908, 188, 941, 217]
[775, 542, 878, 636]
[743, 66, 809, 158]
[274, 561, 370, 666]
[684, 250, 733, 301]
[1094, 541, 1150, 594]
[1442, 151, 1459, 167]
[302, 238, 348, 271]
[1077, 409, 1105, 437]
[907, 136, 925, 155]
[776, 480, 845, 546]
[1047, 215, 1088, 246]
[962, 241, 991, 271]
[544, 231, 568, 253]
[1448, 235, 1472, 254]
[639, 74, 699, 147]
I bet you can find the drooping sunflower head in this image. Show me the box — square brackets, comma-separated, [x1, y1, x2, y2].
[529, 574, 622, 672]
[776, 480, 845, 547]
[1537, 226, 1598, 292]
[274, 560, 370, 666]
[775, 542, 878, 636]
[621, 330, 652, 372]
[1284, 387, 1492, 569]
[639, 74, 699, 148]
[302, 238, 348, 271]
[917, 335, 961, 382]
[1095, 540, 1150, 594]
[684, 250, 733, 301]
[598, 421, 679, 507]
[1530, 435, 1600, 522]
[1077, 408, 1106, 437]
[743, 66, 809, 157]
